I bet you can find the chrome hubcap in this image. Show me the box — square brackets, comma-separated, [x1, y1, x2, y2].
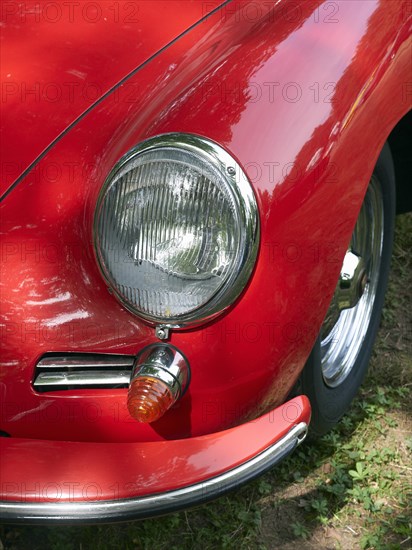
[321, 175, 384, 388]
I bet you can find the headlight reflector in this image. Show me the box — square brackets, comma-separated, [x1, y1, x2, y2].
[94, 134, 259, 326]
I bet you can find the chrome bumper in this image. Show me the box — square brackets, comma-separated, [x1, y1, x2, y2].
[0, 422, 307, 524]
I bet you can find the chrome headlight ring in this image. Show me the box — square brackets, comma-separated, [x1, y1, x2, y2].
[94, 133, 260, 328]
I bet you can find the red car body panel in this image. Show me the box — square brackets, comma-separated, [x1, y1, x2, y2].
[0, 0, 226, 195]
[1, 396, 310, 502]
[0, 0, 411, 517]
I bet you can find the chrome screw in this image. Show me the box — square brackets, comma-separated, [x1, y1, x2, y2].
[155, 326, 170, 340]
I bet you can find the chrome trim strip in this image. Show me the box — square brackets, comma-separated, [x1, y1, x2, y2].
[37, 356, 135, 369]
[0, 422, 307, 524]
[34, 371, 131, 387]
[33, 354, 135, 390]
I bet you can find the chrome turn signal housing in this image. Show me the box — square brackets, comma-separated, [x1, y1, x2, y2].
[127, 345, 190, 423]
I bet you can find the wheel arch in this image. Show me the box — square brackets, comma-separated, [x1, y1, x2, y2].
[387, 109, 412, 214]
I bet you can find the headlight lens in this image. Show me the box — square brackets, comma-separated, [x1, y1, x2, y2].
[94, 134, 259, 327]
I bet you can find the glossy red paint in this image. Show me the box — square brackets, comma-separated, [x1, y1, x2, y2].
[0, 396, 310, 503]
[0, 0, 411, 512]
[0, 0, 226, 195]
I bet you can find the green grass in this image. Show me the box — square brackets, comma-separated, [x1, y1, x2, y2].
[1, 213, 411, 550]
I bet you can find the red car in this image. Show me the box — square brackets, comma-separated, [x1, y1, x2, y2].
[0, 0, 411, 523]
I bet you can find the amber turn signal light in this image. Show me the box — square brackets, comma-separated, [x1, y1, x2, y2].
[127, 345, 190, 423]
[127, 377, 174, 423]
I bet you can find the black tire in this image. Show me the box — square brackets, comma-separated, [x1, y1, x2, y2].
[298, 143, 396, 437]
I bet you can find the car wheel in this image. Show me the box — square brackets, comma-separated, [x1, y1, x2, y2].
[298, 143, 396, 437]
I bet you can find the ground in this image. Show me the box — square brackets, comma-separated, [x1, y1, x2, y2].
[1, 213, 411, 550]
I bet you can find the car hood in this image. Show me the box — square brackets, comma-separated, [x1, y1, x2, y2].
[0, 0, 226, 198]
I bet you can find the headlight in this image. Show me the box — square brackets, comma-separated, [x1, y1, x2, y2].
[94, 133, 259, 327]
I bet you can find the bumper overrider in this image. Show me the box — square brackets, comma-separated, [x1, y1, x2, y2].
[0, 396, 310, 523]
